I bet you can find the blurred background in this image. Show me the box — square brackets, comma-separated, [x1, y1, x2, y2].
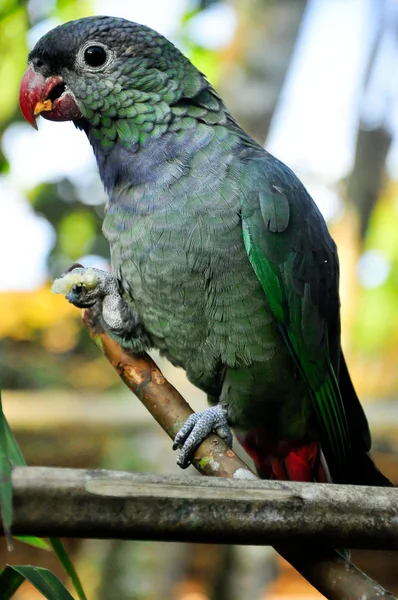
[1, 0, 398, 597]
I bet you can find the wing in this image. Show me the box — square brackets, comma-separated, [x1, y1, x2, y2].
[240, 152, 350, 479]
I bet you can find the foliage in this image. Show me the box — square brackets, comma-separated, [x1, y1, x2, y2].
[0, 565, 76, 599]
[0, 387, 87, 598]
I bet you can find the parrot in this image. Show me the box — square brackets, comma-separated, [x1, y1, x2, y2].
[20, 15, 391, 487]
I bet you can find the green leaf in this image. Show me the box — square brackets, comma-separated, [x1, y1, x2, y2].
[0, 393, 53, 552]
[1, 565, 76, 600]
[0, 396, 85, 596]
[50, 538, 87, 600]
[0, 566, 24, 598]
[14, 536, 51, 551]
[2, 410, 53, 551]
[0, 388, 29, 548]
[4, 419, 25, 467]
[0, 390, 13, 546]
[0, 390, 25, 468]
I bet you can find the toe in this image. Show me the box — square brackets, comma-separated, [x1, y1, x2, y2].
[176, 420, 213, 468]
[66, 286, 96, 308]
[173, 414, 198, 450]
[214, 424, 233, 448]
[62, 263, 85, 277]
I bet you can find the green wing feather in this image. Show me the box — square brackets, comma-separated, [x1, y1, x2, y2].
[240, 154, 351, 478]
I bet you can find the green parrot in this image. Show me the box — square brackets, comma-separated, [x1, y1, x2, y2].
[20, 16, 391, 486]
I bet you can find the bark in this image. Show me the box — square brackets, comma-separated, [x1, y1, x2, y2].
[9, 467, 398, 552]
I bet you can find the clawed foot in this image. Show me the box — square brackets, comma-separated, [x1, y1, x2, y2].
[52, 263, 152, 353]
[173, 405, 233, 468]
[51, 264, 118, 309]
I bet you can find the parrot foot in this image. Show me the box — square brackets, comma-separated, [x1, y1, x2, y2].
[173, 404, 233, 469]
[51, 264, 152, 352]
[51, 264, 120, 309]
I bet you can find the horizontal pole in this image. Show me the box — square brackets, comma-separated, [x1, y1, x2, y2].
[9, 467, 398, 549]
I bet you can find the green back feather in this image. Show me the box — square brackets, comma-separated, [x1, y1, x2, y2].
[240, 155, 351, 478]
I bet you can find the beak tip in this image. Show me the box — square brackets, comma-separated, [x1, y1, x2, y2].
[19, 64, 45, 131]
[20, 105, 38, 130]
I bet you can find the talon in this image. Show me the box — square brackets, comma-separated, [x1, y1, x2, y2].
[173, 405, 232, 469]
[62, 262, 85, 276]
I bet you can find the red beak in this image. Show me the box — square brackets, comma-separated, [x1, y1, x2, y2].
[19, 64, 81, 128]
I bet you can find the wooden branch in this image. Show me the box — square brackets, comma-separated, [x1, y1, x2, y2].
[82, 310, 253, 480]
[79, 309, 397, 600]
[9, 467, 398, 551]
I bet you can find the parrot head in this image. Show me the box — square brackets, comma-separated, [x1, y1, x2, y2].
[19, 16, 205, 136]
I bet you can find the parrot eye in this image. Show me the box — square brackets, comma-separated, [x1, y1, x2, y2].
[83, 45, 108, 68]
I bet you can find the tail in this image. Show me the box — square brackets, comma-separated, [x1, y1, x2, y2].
[338, 351, 393, 487]
[344, 450, 393, 487]
[236, 351, 393, 486]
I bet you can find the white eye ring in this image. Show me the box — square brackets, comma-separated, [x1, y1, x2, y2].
[77, 41, 113, 71]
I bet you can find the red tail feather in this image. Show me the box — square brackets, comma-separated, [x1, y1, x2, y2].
[237, 430, 329, 483]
